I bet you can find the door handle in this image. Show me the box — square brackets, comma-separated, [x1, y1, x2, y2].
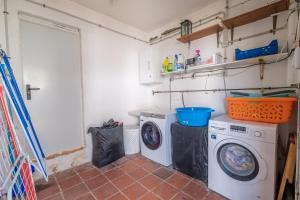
[26, 84, 40, 100]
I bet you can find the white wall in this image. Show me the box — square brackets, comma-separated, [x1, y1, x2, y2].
[1, 0, 299, 176]
[147, 0, 295, 115]
[0, 0, 152, 174]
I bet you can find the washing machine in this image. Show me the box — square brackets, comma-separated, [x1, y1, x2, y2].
[140, 111, 176, 166]
[208, 115, 278, 200]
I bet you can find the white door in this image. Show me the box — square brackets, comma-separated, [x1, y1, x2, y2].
[20, 16, 84, 156]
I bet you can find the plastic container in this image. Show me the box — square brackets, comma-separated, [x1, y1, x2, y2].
[235, 40, 278, 61]
[123, 125, 140, 155]
[226, 97, 297, 123]
[176, 107, 214, 127]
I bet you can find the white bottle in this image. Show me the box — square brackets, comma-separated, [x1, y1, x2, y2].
[177, 54, 185, 71]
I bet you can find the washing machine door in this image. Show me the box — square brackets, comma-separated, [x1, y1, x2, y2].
[214, 139, 266, 183]
[141, 122, 162, 150]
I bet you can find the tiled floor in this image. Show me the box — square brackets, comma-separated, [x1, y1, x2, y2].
[35, 154, 226, 200]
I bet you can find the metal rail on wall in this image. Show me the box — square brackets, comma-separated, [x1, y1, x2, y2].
[152, 84, 300, 95]
[23, 0, 149, 43]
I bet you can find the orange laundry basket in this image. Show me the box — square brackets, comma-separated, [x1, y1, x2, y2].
[226, 97, 297, 123]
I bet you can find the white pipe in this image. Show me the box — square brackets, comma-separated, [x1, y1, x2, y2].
[223, 0, 229, 63]
[24, 0, 148, 43]
[228, 0, 253, 9]
[3, 0, 9, 56]
[150, 13, 224, 45]
[296, 9, 300, 45]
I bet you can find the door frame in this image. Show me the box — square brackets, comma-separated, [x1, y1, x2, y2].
[17, 11, 86, 154]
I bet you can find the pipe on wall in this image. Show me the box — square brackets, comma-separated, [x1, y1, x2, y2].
[152, 84, 299, 95]
[150, 12, 224, 45]
[24, 0, 149, 44]
[3, 0, 10, 56]
[223, 25, 287, 45]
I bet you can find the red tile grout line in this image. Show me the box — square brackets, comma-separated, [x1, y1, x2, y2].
[130, 158, 164, 200]
[62, 172, 90, 200]
[103, 160, 152, 200]
[52, 174, 66, 200]
[170, 171, 213, 200]
[100, 156, 163, 200]
[137, 159, 210, 200]
[51, 165, 100, 200]
[102, 167, 132, 200]
[79, 161, 139, 200]
[144, 168, 191, 200]
[124, 155, 208, 200]
[169, 178, 194, 200]
[44, 154, 211, 200]
[134, 161, 177, 200]
[56, 172, 85, 199]
[74, 168, 98, 200]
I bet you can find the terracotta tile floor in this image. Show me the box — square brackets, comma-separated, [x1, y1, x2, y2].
[35, 154, 226, 200]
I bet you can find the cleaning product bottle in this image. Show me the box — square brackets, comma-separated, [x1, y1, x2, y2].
[167, 55, 173, 72]
[174, 54, 178, 71]
[195, 49, 201, 65]
[177, 53, 185, 71]
[163, 57, 169, 72]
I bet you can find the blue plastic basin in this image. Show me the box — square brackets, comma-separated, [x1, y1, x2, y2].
[176, 107, 214, 127]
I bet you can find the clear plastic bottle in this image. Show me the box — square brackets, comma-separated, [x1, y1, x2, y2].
[174, 54, 178, 71]
[195, 49, 201, 65]
[177, 54, 185, 71]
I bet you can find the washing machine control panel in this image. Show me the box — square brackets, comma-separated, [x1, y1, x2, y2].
[209, 115, 278, 143]
[230, 125, 247, 133]
[210, 122, 265, 138]
[230, 125, 264, 138]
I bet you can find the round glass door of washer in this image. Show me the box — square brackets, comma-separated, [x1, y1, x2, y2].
[217, 143, 259, 181]
[141, 122, 162, 150]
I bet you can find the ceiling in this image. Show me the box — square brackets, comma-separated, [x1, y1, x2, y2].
[69, 0, 217, 32]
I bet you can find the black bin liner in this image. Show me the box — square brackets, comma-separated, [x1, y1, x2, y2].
[171, 122, 208, 182]
[88, 125, 124, 168]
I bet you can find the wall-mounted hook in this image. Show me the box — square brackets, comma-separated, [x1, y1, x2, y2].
[230, 27, 234, 45]
[259, 58, 265, 80]
[217, 30, 220, 48]
[272, 15, 277, 35]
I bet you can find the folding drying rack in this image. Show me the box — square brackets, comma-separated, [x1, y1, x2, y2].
[0, 49, 47, 199]
[0, 85, 36, 200]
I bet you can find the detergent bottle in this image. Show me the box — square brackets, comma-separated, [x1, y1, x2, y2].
[195, 49, 201, 65]
[163, 57, 169, 72]
[167, 55, 173, 72]
[177, 53, 185, 71]
[174, 54, 178, 71]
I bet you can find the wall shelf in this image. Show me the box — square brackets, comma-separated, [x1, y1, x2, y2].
[223, 0, 289, 29]
[160, 53, 288, 76]
[177, 24, 223, 43]
[176, 0, 289, 44]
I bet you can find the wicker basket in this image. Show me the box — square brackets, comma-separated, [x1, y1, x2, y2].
[226, 97, 297, 123]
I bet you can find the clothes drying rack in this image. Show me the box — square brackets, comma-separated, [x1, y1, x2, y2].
[0, 85, 36, 200]
[0, 49, 47, 199]
[0, 49, 47, 180]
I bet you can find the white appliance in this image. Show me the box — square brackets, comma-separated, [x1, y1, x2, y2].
[208, 115, 278, 200]
[139, 48, 161, 85]
[140, 111, 176, 166]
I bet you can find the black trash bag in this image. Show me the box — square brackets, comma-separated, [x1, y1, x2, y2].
[171, 123, 208, 182]
[88, 122, 124, 168]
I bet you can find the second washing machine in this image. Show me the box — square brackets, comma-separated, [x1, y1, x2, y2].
[140, 110, 176, 166]
[208, 115, 278, 200]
